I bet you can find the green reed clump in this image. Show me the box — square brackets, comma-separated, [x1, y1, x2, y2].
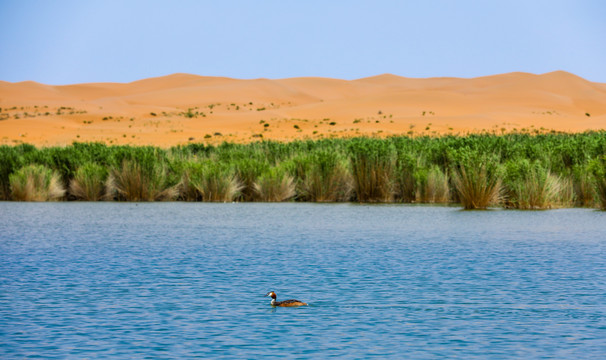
[177, 161, 199, 201]
[572, 166, 596, 207]
[0, 144, 41, 200]
[253, 165, 296, 202]
[9, 164, 65, 201]
[394, 152, 417, 202]
[559, 176, 575, 207]
[291, 150, 353, 202]
[503, 160, 574, 209]
[514, 169, 570, 209]
[594, 177, 606, 210]
[0, 146, 22, 199]
[588, 156, 606, 210]
[452, 155, 502, 209]
[349, 139, 396, 202]
[416, 165, 450, 203]
[69, 162, 109, 201]
[181, 160, 242, 202]
[107, 160, 178, 201]
[232, 158, 270, 201]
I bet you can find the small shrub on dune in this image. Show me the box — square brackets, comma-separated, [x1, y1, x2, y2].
[9, 164, 65, 201]
[253, 166, 296, 202]
[294, 150, 353, 202]
[107, 160, 178, 201]
[182, 160, 242, 202]
[69, 163, 108, 201]
[452, 157, 502, 209]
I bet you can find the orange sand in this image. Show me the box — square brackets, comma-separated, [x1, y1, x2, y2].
[0, 71, 605, 147]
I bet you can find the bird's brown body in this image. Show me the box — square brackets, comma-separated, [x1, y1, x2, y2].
[265, 291, 308, 307]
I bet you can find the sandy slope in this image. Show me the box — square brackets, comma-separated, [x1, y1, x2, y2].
[0, 71, 605, 147]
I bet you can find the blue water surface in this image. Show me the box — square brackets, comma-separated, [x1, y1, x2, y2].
[1, 203, 605, 359]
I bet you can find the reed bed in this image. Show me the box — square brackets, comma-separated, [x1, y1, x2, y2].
[1, 132, 605, 208]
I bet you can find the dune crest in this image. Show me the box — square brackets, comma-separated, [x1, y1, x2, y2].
[0, 72, 604, 147]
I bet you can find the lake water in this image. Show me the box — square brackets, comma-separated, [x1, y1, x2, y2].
[1, 203, 605, 359]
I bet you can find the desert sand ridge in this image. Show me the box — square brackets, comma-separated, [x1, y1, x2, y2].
[0, 71, 605, 147]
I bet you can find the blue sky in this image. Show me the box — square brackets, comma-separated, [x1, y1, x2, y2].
[1, 0, 605, 84]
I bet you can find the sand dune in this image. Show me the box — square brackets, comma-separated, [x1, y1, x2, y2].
[0, 71, 604, 147]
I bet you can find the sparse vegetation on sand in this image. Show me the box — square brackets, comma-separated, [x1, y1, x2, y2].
[1, 132, 606, 209]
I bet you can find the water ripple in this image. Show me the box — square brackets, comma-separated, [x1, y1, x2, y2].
[1, 203, 605, 359]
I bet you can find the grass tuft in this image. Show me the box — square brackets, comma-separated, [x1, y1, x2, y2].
[452, 157, 502, 209]
[349, 139, 396, 202]
[416, 165, 450, 203]
[394, 152, 417, 202]
[504, 161, 574, 209]
[588, 156, 606, 210]
[253, 166, 296, 202]
[572, 166, 596, 207]
[9, 164, 65, 201]
[182, 160, 242, 202]
[69, 163, 108, 201]
[512, 171, 571, 209]
[107, 160, 178, 201]
[233, 158, 269, 201]
[293, 150, 353, 202]
[594, 177, 606, 210]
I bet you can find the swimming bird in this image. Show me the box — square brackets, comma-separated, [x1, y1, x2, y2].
[265, 291, 308, 307]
